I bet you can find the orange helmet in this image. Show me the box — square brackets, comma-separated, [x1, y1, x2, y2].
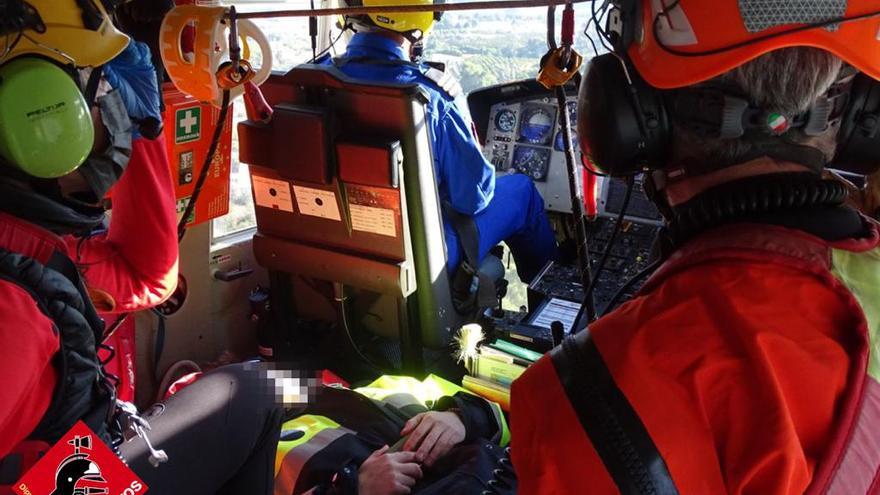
[627, 0, 880, 89]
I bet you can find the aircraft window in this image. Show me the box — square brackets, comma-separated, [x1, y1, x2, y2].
[212, 104, 258, 240]
[423, 9, 602, 95]
[213, 1, 345, 241]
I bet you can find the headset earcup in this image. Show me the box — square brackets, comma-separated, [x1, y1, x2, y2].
[578, 53, 669, 176]
[0, 58, 94, 178]
[834, 73, 880, 175]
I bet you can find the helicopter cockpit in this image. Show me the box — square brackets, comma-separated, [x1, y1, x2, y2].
[4, 0, 880, 493]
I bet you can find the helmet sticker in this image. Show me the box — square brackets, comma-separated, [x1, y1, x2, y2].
[766, 112, 791, 134]
[738, 0, 847, 33]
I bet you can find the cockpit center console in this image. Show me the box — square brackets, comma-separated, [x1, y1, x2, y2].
[468, 79, 663, 352]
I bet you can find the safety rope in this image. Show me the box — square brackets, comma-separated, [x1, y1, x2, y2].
[539, 2, 596, 322]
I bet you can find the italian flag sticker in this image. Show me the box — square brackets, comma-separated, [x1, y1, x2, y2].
[767, 113, 789, 134]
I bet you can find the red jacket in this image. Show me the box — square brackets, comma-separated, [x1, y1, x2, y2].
[511, 221, 880, 495]
[0, 136, 178, 458]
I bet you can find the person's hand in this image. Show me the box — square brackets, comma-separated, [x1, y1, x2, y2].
[400, 411, 466, 467]
[102, 41, 162, 139]
[358, 446, 423, 495]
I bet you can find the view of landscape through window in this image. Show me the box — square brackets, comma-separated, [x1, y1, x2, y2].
[212, 1, 599, 238]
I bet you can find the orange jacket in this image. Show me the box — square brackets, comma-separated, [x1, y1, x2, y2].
[511, 220, 880, 495]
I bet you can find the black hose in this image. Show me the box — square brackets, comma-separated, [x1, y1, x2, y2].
[601, 257, 661, 317]
[555, 84, 597, 323]
[309, 0, 318, 62]
[545, 0, 598, 323]
[571, 176, 635, 332]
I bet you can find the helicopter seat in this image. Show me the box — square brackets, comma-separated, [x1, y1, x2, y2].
[238, 64, 505, 370]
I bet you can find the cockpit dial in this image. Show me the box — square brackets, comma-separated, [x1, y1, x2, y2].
[513, 145, 551, 181]
[494, 109, 517, 133]
[518, 106, 555, 145]
[554, 129, 578, 152]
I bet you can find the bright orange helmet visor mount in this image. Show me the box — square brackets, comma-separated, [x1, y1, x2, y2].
[629, 0, 880, 89]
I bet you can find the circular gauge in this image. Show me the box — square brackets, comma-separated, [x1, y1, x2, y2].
[494, 109, 517, 133]
[513, 145, 551, 181]
[554, 129, 579, 152]
[519, 107, 555, 145]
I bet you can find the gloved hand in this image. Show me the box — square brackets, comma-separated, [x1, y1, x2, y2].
[102, 40, 163, 139]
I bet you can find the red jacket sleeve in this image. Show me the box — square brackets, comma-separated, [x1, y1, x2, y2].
[0, 282, 58, 457]
[68, 136, 179, 313]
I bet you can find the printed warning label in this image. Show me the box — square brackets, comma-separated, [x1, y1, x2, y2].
[351, 204, 397, 237]
[293, 185, 341, 221]
[253, 176, 294, 212]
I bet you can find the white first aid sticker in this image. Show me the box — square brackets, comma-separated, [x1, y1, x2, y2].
[252, 176, 294, 212]
[350, 204, 396, 237]
[293, 185, 341, 221]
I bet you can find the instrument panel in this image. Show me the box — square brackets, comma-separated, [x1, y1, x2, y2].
[485, 100, 564, 180]
[469, 80, 582, 213]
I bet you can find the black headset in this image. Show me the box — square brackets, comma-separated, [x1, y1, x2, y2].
[579, 53, 670, 176]
[580, 1, 880, 177]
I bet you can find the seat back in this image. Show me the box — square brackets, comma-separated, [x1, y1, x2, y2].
[240, 64, 462, 353]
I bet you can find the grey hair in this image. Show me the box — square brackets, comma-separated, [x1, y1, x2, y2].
[670, 47, 846, 165]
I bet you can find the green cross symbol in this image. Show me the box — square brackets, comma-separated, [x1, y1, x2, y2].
[175, 107, 201, 144]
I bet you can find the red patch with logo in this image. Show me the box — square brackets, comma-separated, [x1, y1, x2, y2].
[13, 421, 147, 495]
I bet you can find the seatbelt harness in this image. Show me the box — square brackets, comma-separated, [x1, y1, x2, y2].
[442, 202, 496, 315]
[550, 330, 680, 495]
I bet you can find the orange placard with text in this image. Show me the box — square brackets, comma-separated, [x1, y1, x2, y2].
[161, 83, 233, 227]
[13, 421, 147, 495]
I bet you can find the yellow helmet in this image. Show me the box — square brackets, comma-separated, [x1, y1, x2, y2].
[342, 0, 442, 40]
[1, 0, 129, 67]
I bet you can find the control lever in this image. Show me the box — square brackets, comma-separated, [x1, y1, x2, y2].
[244, 81, 273, 123]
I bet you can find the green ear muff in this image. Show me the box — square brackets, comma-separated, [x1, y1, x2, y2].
[0, 57, 94, 178]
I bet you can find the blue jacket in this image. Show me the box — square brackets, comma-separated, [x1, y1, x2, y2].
[329, 33, 495, 216]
